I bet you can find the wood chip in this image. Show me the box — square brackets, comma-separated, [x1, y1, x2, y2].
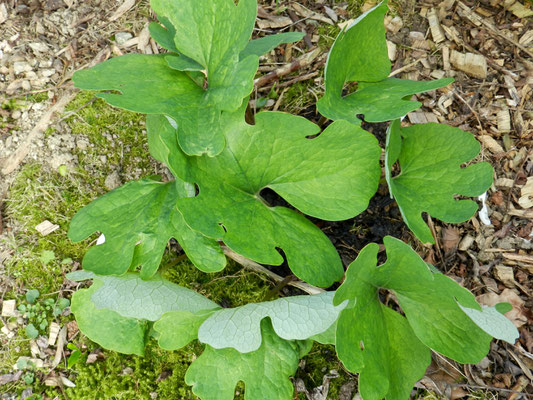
[108, 0, 135, 22]
[52, 325, 67, 368]
[497, 107, 511, 132]
[479, 135, 504, 154]
[137, 23, 150, 53]
[495, 177, 515, 188]
[519, 30, 533, 46]
[409, 31, 432, 51]
[458, 234, 475, 251]
[386, 40, 397, 61]
[450, 50, 487, 79]
[323, 6, 338, 23]
[48, 322, 60, 346]
[338, 19, 354, 30]
[35, 220, 59, 236]
[518, 177, 533, 209]
[427, 8, 445, 43]
[407, 112, 439, 124]
[386, 16, 403, 34]
[291, 3, 334, 25]
[257, 16, 293, 29]
[0, 3, 8, 24]
[493, 265, 515, 288]
[504, 0, 533, 18]
[442, 46, 451, 70]
[504, 75, 521, 105]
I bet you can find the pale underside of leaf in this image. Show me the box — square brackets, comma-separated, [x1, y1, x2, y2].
[70, 280, 148, 356]
[88, 273, 220, 321]
[198, 291, 346, 353]
[459, 304, 519, 344]
[386, 121, 493, 243]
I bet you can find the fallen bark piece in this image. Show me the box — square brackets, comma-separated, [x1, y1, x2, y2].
[35, 220, 60, 236]
[493, 265, 515, 288]
[478, 135, 504, 154]
[450, 50, 487, 79]
[257, 16, 293, 29]
[497, 107, 511, 132]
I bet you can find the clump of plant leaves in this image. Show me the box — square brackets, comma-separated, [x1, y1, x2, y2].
[67, 0, 518, 399]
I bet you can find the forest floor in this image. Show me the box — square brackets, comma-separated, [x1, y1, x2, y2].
[0, 0, 532, 399]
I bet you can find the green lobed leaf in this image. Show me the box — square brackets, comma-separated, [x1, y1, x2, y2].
[154, 311, 214, 351]
[185, 320, 311, 400]
[198, 292, 346, 353]
[323, 77, 454, 124]
[385, 121, 493, 243]
[147, 111, 381, 287]
[148, 16, 178, 53]
[334, 242, 430, 400]
[72, 54, 227, 156]
[68, 178, 226, 278]
[317, 0, 452, 124]
[334, 237, 494, 370]
[240, 32, 306, 59]
[71, 280, 148, 355]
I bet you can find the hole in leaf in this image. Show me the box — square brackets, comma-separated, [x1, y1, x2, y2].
[258, 188, 290, 208]
[341, 81, 359, 97]
[218, 222, 227, 233]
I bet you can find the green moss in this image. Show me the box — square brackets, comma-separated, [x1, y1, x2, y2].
[317, 22, 340, 51]
[162, 257, 273, 307]
[66, 340, 199, 400]
[63, 91, 155, 183]
[278, 80, 318, 117]
[2, 163, 100, 295]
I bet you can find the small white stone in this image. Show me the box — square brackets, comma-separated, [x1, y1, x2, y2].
[28, 42, 49, 53]
[115, 32, 133, 46]
[104, 170, 122, 190]
[21, 80, 31, 91]
[11, 110, 22, 120]
[1, 299, 17, 317]
[13, 61, 31, 75]
[41, 68, 56, 77]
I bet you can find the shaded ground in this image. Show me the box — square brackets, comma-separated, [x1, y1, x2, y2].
[1, 0, 532, 399]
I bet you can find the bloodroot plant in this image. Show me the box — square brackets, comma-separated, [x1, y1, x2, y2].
[66, 1, 518, 399]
